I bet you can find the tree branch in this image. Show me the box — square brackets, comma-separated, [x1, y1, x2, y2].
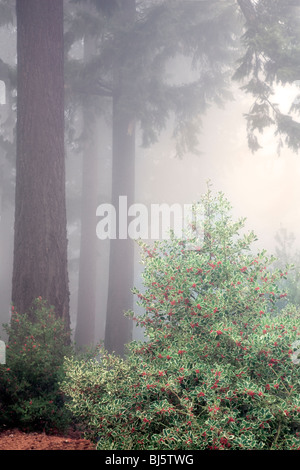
[237, 0, 257, 23]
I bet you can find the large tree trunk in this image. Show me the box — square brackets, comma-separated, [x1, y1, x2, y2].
[104, 0, 136, 356]
[12, 0, 70, 332]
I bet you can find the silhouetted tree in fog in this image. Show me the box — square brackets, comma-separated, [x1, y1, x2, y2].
[12, 0, 70, 334]
[105, 0, 240, 355]
[0, 21, 15, 334]
[68, 0, 241, 355]
[68, 0, 300, 356]
[104, 0, 136, 356]
[74, 34, 101, 350]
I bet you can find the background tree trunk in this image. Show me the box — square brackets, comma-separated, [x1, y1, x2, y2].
[104, 0, 136, 356]
[0, 67, 14, 339]
[12, 0, 70, 332]
[74, 35, 100, 350]
[0, 164, 14, 337]
[104, 100, 136, 356]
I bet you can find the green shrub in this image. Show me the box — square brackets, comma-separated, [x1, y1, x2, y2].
[61, 187, 300, 450]
[0, 297, 73, 433]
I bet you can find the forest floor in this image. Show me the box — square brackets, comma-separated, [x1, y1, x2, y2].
[0, 427, 96, 450]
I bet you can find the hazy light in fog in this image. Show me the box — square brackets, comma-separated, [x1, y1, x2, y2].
[135, 82, 300, 256]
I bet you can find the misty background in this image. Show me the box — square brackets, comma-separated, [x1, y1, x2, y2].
[0, 2, 299, 345]
[81, 79, 300, 344]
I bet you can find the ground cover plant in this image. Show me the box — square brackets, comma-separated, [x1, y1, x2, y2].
[0, 298, 74, 433]
[61, 187, 299, 449]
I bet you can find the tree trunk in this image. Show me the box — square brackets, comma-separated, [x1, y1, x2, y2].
[74, 35, 100, 350]
[12, 0, 70, 332]
[237, 0, 257, 22]
[0, 66, 14, 337]
[0, 166, 14, 337]
[104, 100, 135, 356]
[104, 0, 136, 356]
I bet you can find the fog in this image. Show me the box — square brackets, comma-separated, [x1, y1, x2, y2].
[88, 81, 300, 342]
[134, 84, 300, 254]
[0, 1, 299, 347]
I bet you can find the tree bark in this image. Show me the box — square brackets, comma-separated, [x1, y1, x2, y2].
[12, 0, 70, 332]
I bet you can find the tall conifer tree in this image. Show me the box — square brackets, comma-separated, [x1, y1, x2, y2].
[12, 0, 70, 333]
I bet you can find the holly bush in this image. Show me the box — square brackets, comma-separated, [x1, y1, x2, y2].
[0, 298, 73, 433]
[61, 187, 300, 450]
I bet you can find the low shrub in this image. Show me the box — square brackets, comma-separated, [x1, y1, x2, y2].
[61, 187, 300, 450]
[0, 297, 73, 433]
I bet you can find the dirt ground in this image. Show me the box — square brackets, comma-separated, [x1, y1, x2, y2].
[0, 428, 96, 450]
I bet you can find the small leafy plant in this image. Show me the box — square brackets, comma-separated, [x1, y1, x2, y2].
[0, 297, 73, 433]
[61, 186, 300, 450]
